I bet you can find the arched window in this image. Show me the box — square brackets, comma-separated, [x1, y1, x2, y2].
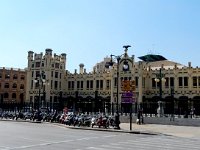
[4, 93, 9, 98]
[13, 74, 18, 80]
[21, 75, 25, 80]
[12, 83, 17, 88]
[4, 83, 9, 88]
[20, 84, 24, 89]
[12, 93, 16, 99]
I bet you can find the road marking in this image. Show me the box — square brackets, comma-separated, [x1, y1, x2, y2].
[86, 147, 108, 150]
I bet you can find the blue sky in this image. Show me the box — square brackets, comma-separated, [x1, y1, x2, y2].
[0, 0, 200, 72]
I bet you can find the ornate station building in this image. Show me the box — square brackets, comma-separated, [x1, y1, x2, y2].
[25, 47, 200, 115]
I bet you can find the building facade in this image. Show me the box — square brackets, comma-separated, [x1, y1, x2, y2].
[26, 49, 66, 110]
[25, 48, 200, 115]
[0, 67, 26, 108]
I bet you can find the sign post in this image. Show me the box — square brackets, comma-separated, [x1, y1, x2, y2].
[121, 80, 136, 130]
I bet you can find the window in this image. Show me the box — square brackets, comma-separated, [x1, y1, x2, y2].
[32, 71, 34, 77]
[55, 72, 58, 78]
[170, 77, 174, 87]
[4, 83, 9, 88]
[106, 80, 110, 89]
[114, 78, 117, 87]
[96, 80, 99, 88]
[5, 74, 10, 79]
[193, 77, 197, 87]
[179, 77, 183, 87]
[77, 81, 80, 89]
[184, 77, 188, 87]
[55, 63, 59, 68]
[81, 81, 83, 89]
[12, 93, 16, 99]
[21, 75, 25, 80]
[152, 78, 156, 88]
[165, 77, 169, 87]
[54, 96, 58, 102]
[100, 80, 103, 89]
[36, 62, 40, 67]
[35, 81, 39, 88]
[12, 83, 17, 88]
[51, 71, 53, 77]
[54, 81, 58, 89]
[87, 80, 89, 89]
[0, 73, 2, 79]
[20, 84, 24, 89]
[13, 74, 18, 80]
[68, 81, 71, 89]
[90, 80, 93, 89]
[71, 81, 74, 89]
[135, 77, 139, 87]
[4, 93, 9, 98]
[198, 77, 200, 87]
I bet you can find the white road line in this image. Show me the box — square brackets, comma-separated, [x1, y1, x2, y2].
[86, 147, 109, 150]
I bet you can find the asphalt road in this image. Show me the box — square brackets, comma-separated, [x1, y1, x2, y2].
[0, 121, 200, 150]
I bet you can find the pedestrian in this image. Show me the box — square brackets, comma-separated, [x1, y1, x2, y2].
[137, 110, 141, 125]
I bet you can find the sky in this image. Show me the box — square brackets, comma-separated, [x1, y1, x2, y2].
[0, 0, 200, 72]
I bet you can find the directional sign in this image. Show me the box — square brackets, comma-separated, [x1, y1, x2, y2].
[121, 97, 134, 103]
[121, 80, 136, 91]
[121, 91, 135, 103]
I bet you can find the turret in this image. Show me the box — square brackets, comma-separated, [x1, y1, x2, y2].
[79, 63, 84, 74]
[45, 48, 53, 56]
[27, 51, 34, 68]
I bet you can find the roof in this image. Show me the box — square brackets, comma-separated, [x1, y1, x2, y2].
[138, 54, 167, 62]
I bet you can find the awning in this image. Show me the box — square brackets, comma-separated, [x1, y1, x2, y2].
[138, 54, 167, 62]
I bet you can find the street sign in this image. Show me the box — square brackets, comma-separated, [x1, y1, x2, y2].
[121, 97, 134, 103]
[121, 80, 136, 91]
[122, 92, 134, 97]
[121, 91, 135, 103]
[121, 80, 130, 91]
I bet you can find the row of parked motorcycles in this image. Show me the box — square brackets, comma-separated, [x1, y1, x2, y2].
[0, 110, 119, 129]
[58, 113, 117, 128]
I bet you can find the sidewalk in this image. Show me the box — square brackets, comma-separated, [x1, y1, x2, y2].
[120, 123, 200, 138]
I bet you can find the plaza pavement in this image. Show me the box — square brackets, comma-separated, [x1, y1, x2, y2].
[120, 123, 200, 138]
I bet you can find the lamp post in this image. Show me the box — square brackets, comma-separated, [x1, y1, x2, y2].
[105, 45, 131, 129]
[155, 68, 166, 117]
[34, 71, 46, 110]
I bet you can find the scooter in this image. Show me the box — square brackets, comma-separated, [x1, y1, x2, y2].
[91, 117, 97, 128]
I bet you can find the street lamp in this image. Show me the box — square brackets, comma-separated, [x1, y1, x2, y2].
[155, 68, 166, 117]
[34, 71, 47, 110]
[105, 45, 131, 129]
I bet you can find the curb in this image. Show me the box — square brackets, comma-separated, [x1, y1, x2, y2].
[51, 123, 160, 136]
[0, 119, 160, 136]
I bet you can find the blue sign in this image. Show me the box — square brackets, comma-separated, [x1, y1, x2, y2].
[121, 92, 135, 103]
